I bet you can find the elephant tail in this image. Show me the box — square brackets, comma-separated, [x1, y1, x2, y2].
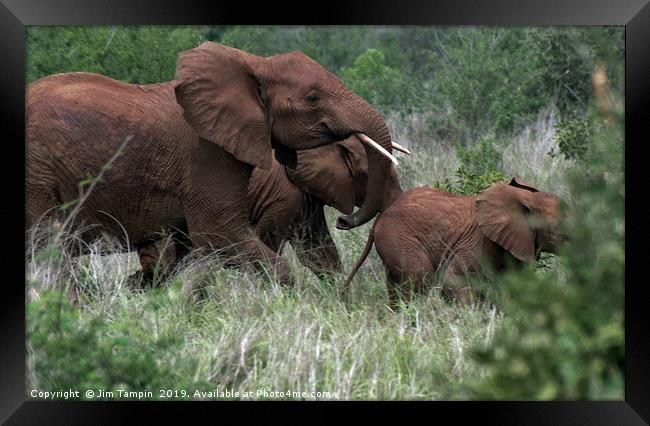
[343, 220, 377, 295]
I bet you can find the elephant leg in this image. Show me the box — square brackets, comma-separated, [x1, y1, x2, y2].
[170, 224, 193, 265]
[240, 239, 293, 284]
[440, 272, 482, 306]
[26, 164, 62, 231]
[185, 215, 293, 284]
[183, 203, 293, 284]
[385, 268, 406, 310]
[136, 237, 178, 283]
[182, 140, 293, 285]
[385, 267, 427, 311]
[298, 242, 341, 281]
[377, 241, 431, 309]
[135, 222, 193, 283]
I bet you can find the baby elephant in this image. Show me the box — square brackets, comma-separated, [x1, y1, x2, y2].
[345, 178, 565, 307]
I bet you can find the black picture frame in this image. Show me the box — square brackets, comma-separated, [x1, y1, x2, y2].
[2, 0, 648, 423]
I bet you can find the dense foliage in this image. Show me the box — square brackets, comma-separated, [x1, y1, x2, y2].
[27, 26, 203, 84]
[436, 137, 508, 195]
[28, 289, 209, 397]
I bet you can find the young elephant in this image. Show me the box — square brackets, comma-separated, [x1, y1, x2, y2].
[138, 136, 403, 281]
[248, 136, 374, 279]
[345, 178, 564, 306]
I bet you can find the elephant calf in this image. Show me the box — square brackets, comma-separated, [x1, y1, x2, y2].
[345, 178, 565, 307]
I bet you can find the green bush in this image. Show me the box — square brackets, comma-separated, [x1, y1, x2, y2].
[436, 137, 508, 195]
[535, 28, 623, 115]
[28, 290, 209, 399]
[27, 26, 203, 84]
[339, 49, 409, 114]
[215, 26, 408, 75]
[421, 28, 550, 142]
[469, 113, 624, 400]
[438, 167, 508, 196]
[455, 136, 505, 175]
[552, 108, 604, 161]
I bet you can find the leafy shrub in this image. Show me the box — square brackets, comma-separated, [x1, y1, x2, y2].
[422, 28, 550, 142]
[27, 26, 203, 84]
[217, 26, 397, 74]
[28, 290, 209, 398]
[552, 108, 604, 161]
[436, 137, 508, 195]
[218, 26, 282, 57]
[535, 28, 613, 114]
[339, 49, 409, 114]
[438, 167, 508, 196]
[537, 31, 592, 111]
[456, 136, 504, 175]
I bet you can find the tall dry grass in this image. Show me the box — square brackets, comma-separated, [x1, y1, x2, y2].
[27, 211, 502, 399]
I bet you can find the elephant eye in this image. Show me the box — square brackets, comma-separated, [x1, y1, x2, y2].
[306, 94, 320, 103]
[257, 84, 266, 103]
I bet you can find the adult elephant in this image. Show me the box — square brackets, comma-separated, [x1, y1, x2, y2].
[26, 42, 398, 284]
[139, 136, 403, 281]
[344, 178, 566, 306]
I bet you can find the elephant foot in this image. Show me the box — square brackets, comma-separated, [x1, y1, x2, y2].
[136, 239, 179, 286]
[264, 257, 295, 287]
[441, 285, 485, 306]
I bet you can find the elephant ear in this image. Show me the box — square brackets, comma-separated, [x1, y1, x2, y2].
[285, 142, 358, 215]
[509, 176, 539, 193]
[475, 182, 536, 262]
[175, 42, 272, 169]
[338, 136, 368, 178]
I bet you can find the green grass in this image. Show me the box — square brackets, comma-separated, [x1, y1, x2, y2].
[27, 224, 502, 400]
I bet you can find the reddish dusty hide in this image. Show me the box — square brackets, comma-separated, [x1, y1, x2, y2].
[344, 178, 564, 307]
[26, 42, 399, 284]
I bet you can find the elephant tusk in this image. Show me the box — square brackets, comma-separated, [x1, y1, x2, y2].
[391, 140, 412, 155]
[355, 133, 399, 166]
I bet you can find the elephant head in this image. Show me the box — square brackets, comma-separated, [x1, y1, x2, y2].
[285, 135, 402, 215]
[174, 42, 397, 229]
[475, 178, 564, 262]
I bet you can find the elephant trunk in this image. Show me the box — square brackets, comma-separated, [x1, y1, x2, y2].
[336, 116, 396, 230]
